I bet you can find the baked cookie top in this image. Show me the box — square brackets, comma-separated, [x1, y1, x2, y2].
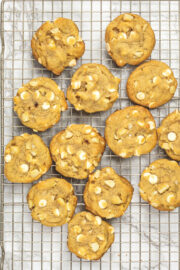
[31, 17, 85, 75]
[84, 167, 133, 219]
[67, 63, 120, 113]
[68, 211, 114, 260]
[139, 159, 180, 211]
[157, 110, 180, 161]
[4, 133, 52, 183]
[127, 60, 177, 109]
[14, 77, 68, 132]
[105, 106, 157, 158]
[27, 178, 77, 227]
[105, 13, 155, 66]
[50, 124, 105, 179]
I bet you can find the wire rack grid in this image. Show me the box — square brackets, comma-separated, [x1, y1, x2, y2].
[0, 0, 180, 269]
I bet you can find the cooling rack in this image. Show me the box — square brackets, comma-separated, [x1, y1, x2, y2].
[1, 0, 180, 269]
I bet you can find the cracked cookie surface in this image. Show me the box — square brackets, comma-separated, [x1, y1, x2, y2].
[4, 133, 52, 183]
[105, 13, 155, 66]
[157, 110, 180, 161]
[50, 124, 105, 179]
[31, 18, 85, 75]
[14, 77, 68, 132]
[68, 211, 114, 260]
[84, 167, 133, 219]
[127, 60, 177, 108]
[27, 178, 77, 226]
[67, 63, 120, 113]
[139, 159, 180, 211]
[105, 106, 157, 158]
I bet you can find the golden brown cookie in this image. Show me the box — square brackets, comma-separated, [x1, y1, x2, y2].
[67, 63, 120, 113]
[105, 13, 155, 66]
[14, 77, 68, 132]
[105, 106, 157, 158]
[157, 110, 180, 161]
[27, 178, 77, 226]
[139, 159, 180, 211]
[68, 211, 114, 260]
[84, 167, 133, 219]
[31, 18, 85, 75]
[127, 60, 177, 108]
[50, 124, 105, 179]
[4, 133, 52, 183]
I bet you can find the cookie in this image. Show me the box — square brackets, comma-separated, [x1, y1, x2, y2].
[27, 178, 77, 226]
[14, 77, 68, 132]
[105, 13, 155, 67]
[105, 106, 157, 158]
[157, 110, 180, 161]
[31, 18, 85, 75]
[84, 167, 133, 219]
[127, 60, 177, 109]
[50, 124, 105, 179]
[67, 63, 120, 113]
[67, 211, 114, 260]
[4, 133, 52, 183]
[139, 159, 180, 211]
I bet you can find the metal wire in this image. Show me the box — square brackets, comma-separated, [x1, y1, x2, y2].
[1, 0, 180, 269]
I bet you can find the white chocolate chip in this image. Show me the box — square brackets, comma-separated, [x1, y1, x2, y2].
[60, 151, 67, 159]
[148, 121, 155, 130]
[69, 59, 76, 67]
[73, 225, 81, 234]
[143, 172, 151, 177]
[50, 27, 60, 34]
[137, 121, 144, 127]
[90, 242, 99, 252]
[98, 200, 107, 209]
[95, 186, 101, 194]
[166, 193, 175, 204]
[66, 145, 74, 154]
[119, 151, 127, 158]
[57, 197, 65, 205]
[53, 208, 60, 216]
[162, 69, 171, 77]
[20, 91, 30, 100]
[30, 169, 39, 178]
[109, 226, 114, 234]
[47, 91, 55, 101]
[86, 160, 92, 169]
[134, 149, 140, 156]
[108, 88, 116, 93]
[123, 13, 134, 21]
[106, 43, 110, 52]
[137, 135, 145, 145]
[152, 76, 160, 84]
[39, 199, 47, 207]
[118, 32, 127, 39]
[78, 150, 87, 160]
[132, 110, 138, 116]
[42, 102, 50, 110]
[136, 92, 145, 100]
[97, 234, 105, 241]
[134, 51, 144, 58]
[111, 195, 123, 205]
[92, 90, 100, 101]
[78, 247, 86, 256]
[86, 212, 93, 221]
[66, 202, 71, 211]
[104, 180, 115, 188]
[91, 137, 99, 143]
[95, 216, 102, 225]
[29, 81, 38, 87]
[34, 90, 40, 98]
[148, 174, 158, 184]
[169, 86, 176, 94]
[65, 131, 73, 139]
[22, 112, 29, 122]
[76, 234, 85, 242]
[157, 183, 169, 194]
[83, 125, 92, 134]
[151, 202, 159, 208]
[67, 36, 76, 45]
[5, 154, 12, 163]
[94, 170, 100, 179]
[167, 132, 176, 142]
[71, 80, 81, 89]
[20, 164, 29, 173]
